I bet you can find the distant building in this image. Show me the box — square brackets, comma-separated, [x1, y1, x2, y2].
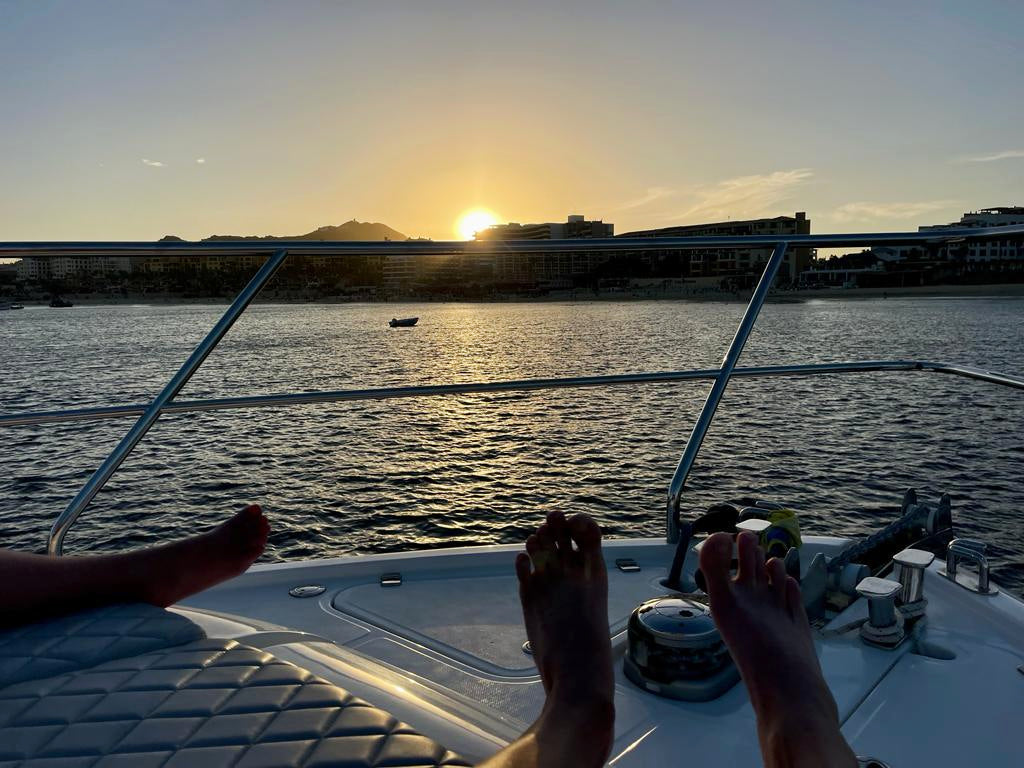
[619, 213, 812, 284]
[15, 256, 132, 282]
[799, 250, 887, 287]
[475, 215, 614, 285]
[478, 214, 613, 241]
[919, 207, 1024, 262]
[132, 254, 263, 274]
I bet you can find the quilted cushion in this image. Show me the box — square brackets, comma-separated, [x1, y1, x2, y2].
[0, 604, 205, 689]
[0, 637, 471, 767]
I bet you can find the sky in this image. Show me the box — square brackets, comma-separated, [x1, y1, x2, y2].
[0, 0, 1021, 242]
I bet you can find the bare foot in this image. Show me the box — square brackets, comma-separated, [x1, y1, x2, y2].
[515, 512, 614, 763]
[700, 531, 857, 768]
[136, 504, 270, 607]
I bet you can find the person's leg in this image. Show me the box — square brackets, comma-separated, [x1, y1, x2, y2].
[478, 511, 615, 768]
[0, 504, 269, 628]
[700, 531, 857, 768]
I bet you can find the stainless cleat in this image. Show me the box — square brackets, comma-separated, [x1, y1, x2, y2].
[856, 576, 905, 648]
[892, 548, 935, 620]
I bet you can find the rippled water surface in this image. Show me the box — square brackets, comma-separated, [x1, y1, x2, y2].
[2, 298, 1022, 594]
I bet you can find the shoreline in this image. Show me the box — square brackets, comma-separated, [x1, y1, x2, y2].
[7, 282, 1024, 307]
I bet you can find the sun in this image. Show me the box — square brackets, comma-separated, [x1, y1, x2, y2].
[455, 208, 500, 240]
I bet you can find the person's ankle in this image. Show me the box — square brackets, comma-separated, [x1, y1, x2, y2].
[537, 694, 614, 766]
[758, 710, 856, 768]
[548, 683, 614, 721]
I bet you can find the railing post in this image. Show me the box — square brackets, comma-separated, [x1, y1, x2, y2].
[665, 241, 789, 543]
[47, 250, 289, 555]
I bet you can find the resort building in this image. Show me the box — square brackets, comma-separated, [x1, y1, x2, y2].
[619, 212, 812, 284]
[477, 215, 613, 241]
[15, 256, 132, 282]
[475, 215, 614, 285]
[919, 207, 1024, 262]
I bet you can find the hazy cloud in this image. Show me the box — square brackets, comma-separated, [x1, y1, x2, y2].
[196, 157, 206, 164]
[956, 149, 1024, 163]
[832, 200, 958, 222]
[674, 168, 813, 222]
[619, 186, 675, 210]
[141, 158, 165, 167]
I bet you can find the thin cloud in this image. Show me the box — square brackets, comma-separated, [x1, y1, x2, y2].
[196, 157, 206, 164]
[673, 168, 813, 222]
[141, 158, 165, 167]
[619, 186, 675, 210]
[955, 149, 1024, 163]
[832, 200, 958, 222]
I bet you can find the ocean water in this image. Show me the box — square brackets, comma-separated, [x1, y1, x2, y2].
[2, 297, 1022, 594]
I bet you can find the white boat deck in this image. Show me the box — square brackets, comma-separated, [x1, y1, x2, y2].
[177, 536, 1024, 766]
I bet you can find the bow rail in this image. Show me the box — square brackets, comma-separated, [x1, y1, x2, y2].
[2, 225, 1022, 554]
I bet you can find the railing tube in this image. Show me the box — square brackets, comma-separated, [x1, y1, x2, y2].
[46, 249, 289, 555]
[665, 241, 789, 542]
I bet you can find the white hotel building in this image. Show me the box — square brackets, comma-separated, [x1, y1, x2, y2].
[919, 207, 1024, 261]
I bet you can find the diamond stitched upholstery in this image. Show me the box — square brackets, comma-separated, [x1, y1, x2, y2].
[0, 637, 472, 767]
[0, 604, 206, 689]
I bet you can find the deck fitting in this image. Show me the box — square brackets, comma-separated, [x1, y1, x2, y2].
[288, 584, 326, 598]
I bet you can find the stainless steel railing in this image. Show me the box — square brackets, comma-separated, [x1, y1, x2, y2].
[2, 225, 1022, 554]
[7, 360, 1021, 429]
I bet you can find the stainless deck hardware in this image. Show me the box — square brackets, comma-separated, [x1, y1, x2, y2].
[856, 576, 905, 648]
[802, 553, 828, 619]
[288, 584, 326, 598]
[735, 518, 771, 536]
[380, 572, 403, 587]
[943, 538, 998, 595]
[522, 641, 533, 655]
[616, 558, 641, 573]
[892, 548, 935, 619]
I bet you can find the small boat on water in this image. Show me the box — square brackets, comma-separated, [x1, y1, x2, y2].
[49, 296, 73, 308]
[0, 302, 24, 310]
[389, 316, 418, 327]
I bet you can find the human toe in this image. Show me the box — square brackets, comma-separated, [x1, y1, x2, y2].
[766, 557, 787, 604]
[735, 532, 764, 586]
[698, 532, 734, 598]
[567, 513, 602, 554]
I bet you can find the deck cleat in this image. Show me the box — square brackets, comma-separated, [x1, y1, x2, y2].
[892, 548, 935, 620]
[624, 596, 740, 701]
[856, 576, 906, 648]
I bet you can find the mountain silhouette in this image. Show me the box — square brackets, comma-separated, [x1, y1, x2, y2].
[160, 220, 408, 242]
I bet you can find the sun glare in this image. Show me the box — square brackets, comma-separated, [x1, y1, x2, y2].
[455, 208, 499, 240]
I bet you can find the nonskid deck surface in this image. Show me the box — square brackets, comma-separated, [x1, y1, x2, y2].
[179, 537, 1024, 766]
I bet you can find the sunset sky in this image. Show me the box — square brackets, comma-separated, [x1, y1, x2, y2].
[1, 0, 1021, 242]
